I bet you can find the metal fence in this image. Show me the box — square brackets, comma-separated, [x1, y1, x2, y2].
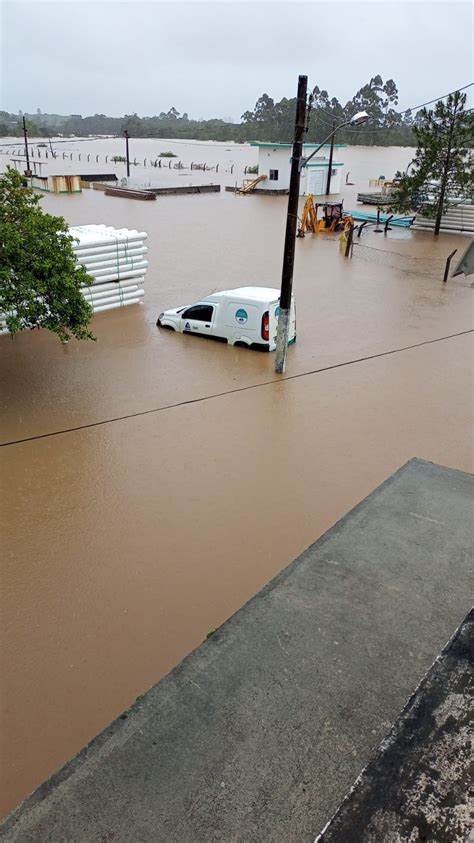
[352, 242, 454, 282]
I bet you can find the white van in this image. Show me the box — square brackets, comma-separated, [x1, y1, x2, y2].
[157, 287, 296, 352]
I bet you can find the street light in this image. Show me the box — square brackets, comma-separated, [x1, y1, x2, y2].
[274, 94, 370, 374]
[300, 111, 369, 169]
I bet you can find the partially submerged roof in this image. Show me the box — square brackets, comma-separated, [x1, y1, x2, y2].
[205, 286, 280, 301]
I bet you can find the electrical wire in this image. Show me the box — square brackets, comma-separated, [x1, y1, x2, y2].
[1, 329, 472, 448]
[313, 83, 474, 134]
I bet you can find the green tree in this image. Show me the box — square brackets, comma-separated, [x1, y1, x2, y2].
[391, 91, 474, 234]
[0, 169, 94, 341]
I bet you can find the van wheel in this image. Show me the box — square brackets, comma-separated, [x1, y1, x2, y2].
[160, 324, 176, 331]
[234, 341, 248, 348]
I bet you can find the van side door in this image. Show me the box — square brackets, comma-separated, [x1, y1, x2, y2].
[180, 304, 215, 336]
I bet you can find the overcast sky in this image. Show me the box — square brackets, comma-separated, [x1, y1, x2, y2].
[1, 0, 472, 119]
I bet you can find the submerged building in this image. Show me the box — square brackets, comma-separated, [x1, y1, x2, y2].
[251, 142, 346, 195]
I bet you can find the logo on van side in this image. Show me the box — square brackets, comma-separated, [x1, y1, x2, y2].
[235, 308, 248, 324]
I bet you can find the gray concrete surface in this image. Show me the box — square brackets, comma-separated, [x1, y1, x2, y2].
[1, 458, 473, 843]
[317, 609, 473, 842]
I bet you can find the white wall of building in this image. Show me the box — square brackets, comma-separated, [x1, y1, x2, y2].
[305, 164, 343, 196]
[256, 146, 292, 191]
[255, 145, 344, 195]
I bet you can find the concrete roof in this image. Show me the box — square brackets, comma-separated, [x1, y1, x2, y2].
[1, 458, 472, 842]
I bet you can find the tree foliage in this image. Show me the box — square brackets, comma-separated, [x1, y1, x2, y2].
[0, 169, 94, 341]
[0, 77, 420, 146]
[390, 92, 474, 233]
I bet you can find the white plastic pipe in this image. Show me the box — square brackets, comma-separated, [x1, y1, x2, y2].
[81, 279, 144, 294]
[76, 249, 148, 269]
[71, 232, 147, 249]
[84, 267, 148, 284]
[73, 244, 148, 260]
[83, 286, 140, 302]
[92, 298, 143, 313]
[85, 260, 148, 278]
[88, 287, 145, 304]
[90, 292, 145, 311]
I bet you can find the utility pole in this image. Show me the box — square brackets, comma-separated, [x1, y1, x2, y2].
[325, 120, 335, 195]
[274, 74, 308, 374]
[22, 116, 32, 176]
[124, 130, 130, 178]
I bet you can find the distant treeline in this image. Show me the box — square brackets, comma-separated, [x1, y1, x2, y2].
[1, 76, 420, 146]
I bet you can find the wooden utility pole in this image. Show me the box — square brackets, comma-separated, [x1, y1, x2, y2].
[22, 116, 31, 176]
[325, 120, 335, 195]
[275, 74, 308, 374]
[124, 130, 130, 178]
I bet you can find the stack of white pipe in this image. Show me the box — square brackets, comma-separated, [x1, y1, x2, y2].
[0, 225, 149, 335]
[71, 225, 148, 313]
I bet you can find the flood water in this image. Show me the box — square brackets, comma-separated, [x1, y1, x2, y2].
[1, 140, 473, 818]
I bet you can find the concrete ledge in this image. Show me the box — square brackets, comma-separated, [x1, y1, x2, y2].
[2, 459, 472, 842]
[104, 186, 157, 200]
[317, 609, 473, 841]
[225, 185, 288, 195]
[149, 184, 220, 195]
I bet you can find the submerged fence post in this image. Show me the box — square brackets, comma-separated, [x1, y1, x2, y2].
[345, 224, 355, 258]
[357, 221, 369, 238]
[443, 249, 457, 283]
[374, 206, 383, 233]
[384, 214, 393, 234]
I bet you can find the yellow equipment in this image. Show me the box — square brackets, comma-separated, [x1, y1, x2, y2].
[297, 194, 318, 236]
[238, 174, 267, 194]
[298, 197, 353, 237]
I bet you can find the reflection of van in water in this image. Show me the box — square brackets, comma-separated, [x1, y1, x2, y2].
[157, 287, 296, 352]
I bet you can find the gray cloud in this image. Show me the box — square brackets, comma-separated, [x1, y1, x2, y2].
[1, 1, 472, 119]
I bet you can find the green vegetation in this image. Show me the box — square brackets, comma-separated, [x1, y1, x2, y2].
[0, 77, 429, 146]
[0, 169, 94, 341]
[390, 92, 474, 234]
[111, 154, 126, 163]
[158, 151, 178, 157]
[246, 165, 259, 174]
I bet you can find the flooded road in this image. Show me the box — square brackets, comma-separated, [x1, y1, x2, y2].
[1, 142, 473, 817]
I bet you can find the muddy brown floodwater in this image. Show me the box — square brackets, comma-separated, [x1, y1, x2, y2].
[1, 141, 473, 819]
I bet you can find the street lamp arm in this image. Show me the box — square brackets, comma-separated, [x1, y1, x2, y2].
[301, 110, 369, 168]
[301, 123, 350, 168]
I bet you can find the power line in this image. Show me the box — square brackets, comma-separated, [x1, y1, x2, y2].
[314, 83, 474, 134]
[1, 329, 472, 448]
